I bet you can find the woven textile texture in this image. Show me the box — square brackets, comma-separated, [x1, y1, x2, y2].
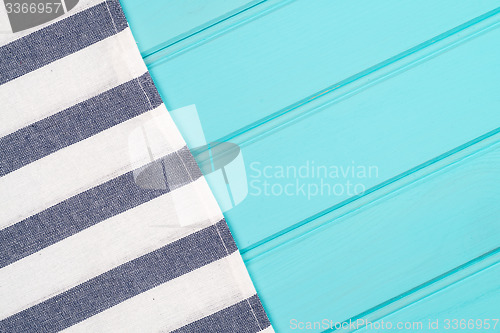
[0, 0, 273, 332]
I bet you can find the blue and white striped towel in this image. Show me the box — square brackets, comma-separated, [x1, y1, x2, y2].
[0, 1, 273, 331]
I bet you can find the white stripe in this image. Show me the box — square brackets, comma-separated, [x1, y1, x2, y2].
[0, 179, 223, 319]
[63, 253, 257, 333]
[0, 1, 11, 34]
[0, 104, 185, 229]
[0, 0, 104, 46]
[260, 327, 275, 332]
[0, 28, 146, 137]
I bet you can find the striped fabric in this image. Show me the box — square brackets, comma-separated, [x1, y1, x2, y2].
[0, 1, 273, 332]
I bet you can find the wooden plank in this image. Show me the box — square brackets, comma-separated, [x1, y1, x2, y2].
[356, 261, 500, 332]
[225, 22, 500, 249]
[144, 0, 499, 142]
[120, 0, 255, 55]
[245, 142, 500, 332]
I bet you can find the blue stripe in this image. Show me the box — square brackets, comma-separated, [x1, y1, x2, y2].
[0, 72, 161, 177]
[0, 147, 203, 268]
[0, 220, 237, 333]
[0, 0, 127, 85]
[172, 295, 272, 333]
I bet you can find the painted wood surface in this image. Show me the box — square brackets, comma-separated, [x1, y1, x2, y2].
[120, 1, 500, 331]
[356, 259, 500, 332]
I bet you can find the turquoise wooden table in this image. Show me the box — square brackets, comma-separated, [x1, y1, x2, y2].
[119, 1, 500, 331]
